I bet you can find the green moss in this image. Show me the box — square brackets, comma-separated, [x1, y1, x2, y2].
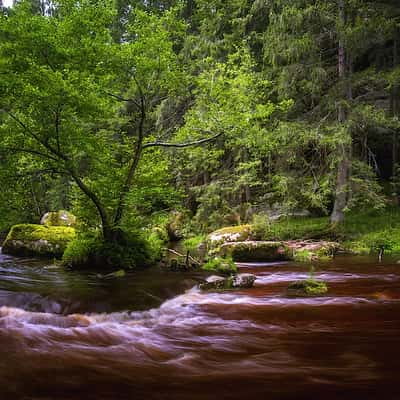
[202, 257, 237, 276]
[219, 241, 291, 262]
[287, 278, 328, 296]
[2, 224, 75, 258]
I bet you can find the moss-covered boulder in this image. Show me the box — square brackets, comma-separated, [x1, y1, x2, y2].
[208, 225, 253, 246]
[218, 241, 291, 262]
[287, 279, 328, 297]
[2, 224, 75, 258]
[40, 210, 77, 227]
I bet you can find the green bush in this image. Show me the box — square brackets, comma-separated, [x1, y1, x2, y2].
[62, 231, 153, 270]
[202, 257, 237, 275]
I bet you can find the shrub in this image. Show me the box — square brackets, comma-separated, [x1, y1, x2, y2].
[62, 231, 153, 270]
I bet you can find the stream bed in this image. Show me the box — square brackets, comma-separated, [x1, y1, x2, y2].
[0, 251, 399, 399]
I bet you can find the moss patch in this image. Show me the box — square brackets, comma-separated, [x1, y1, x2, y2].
[2, 224, 75, 258]
[208, 225, 253, 245]
[287, 279, 328, 297]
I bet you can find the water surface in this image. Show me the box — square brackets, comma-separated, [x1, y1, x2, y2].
[0, 252, 399, 399]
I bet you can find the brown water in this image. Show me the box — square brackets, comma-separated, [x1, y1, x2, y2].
[0, 252, 399, 400]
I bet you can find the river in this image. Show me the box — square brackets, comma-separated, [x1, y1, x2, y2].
[0, 251, 399, 399]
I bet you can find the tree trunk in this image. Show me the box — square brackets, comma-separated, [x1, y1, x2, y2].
[391, 34, 400, 203]
[331, 0, 351, 225]
[113, 98, 146, 228]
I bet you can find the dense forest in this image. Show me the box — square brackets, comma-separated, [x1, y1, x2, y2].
[1, 0, 400, 267]
[1, 2, 400, 399]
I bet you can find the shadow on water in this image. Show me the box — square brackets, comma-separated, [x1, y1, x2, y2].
[0, 251, 400, 400]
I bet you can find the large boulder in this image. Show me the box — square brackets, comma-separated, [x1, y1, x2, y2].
[40, 210, 76, 227]
[208, 225, 253, 246]
[2, 224, 76, 258]
[218, 241, 291, 262]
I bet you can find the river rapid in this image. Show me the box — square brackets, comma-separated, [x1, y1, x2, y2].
[0, 251, 399, 400]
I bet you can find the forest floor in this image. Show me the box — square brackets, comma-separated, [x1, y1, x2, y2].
[265, 207, 400, 256]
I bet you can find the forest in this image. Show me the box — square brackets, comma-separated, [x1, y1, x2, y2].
[1, 0, 400, 268]
[0, 1, 400, 399]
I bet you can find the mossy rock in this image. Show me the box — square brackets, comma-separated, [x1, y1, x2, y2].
[287, 279, 328, 297]
[288, 241, 340, 262]
[199, 273, 256, 291]
[208, 225, 253, 246]
[218, 241, 291, 262]
[40, 210, 77, 227]
[2, 224, 76, 258]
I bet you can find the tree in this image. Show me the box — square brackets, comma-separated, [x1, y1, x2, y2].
[0, 0, 218, 249]
[171, 49, 287, 229]
[262, 0, 399, 222]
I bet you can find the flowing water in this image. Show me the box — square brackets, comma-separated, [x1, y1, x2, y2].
[0, 251, 399, 400]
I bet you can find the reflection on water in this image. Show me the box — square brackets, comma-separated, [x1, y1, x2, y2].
[0, 252, 399, 399]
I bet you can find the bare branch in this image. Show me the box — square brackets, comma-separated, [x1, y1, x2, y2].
[104, 91, 141, 108]
[2, 146, 60, 162]
[142, 130, 223, 150]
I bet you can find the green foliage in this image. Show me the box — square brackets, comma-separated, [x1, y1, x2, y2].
[202, 257, 237, 276]
[183, 235, 206, 253]
[62, 231, 153, 270]
[267, 217, 330, 241]
[62, 236, 99, 268]
[251, 213, 270, 240]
